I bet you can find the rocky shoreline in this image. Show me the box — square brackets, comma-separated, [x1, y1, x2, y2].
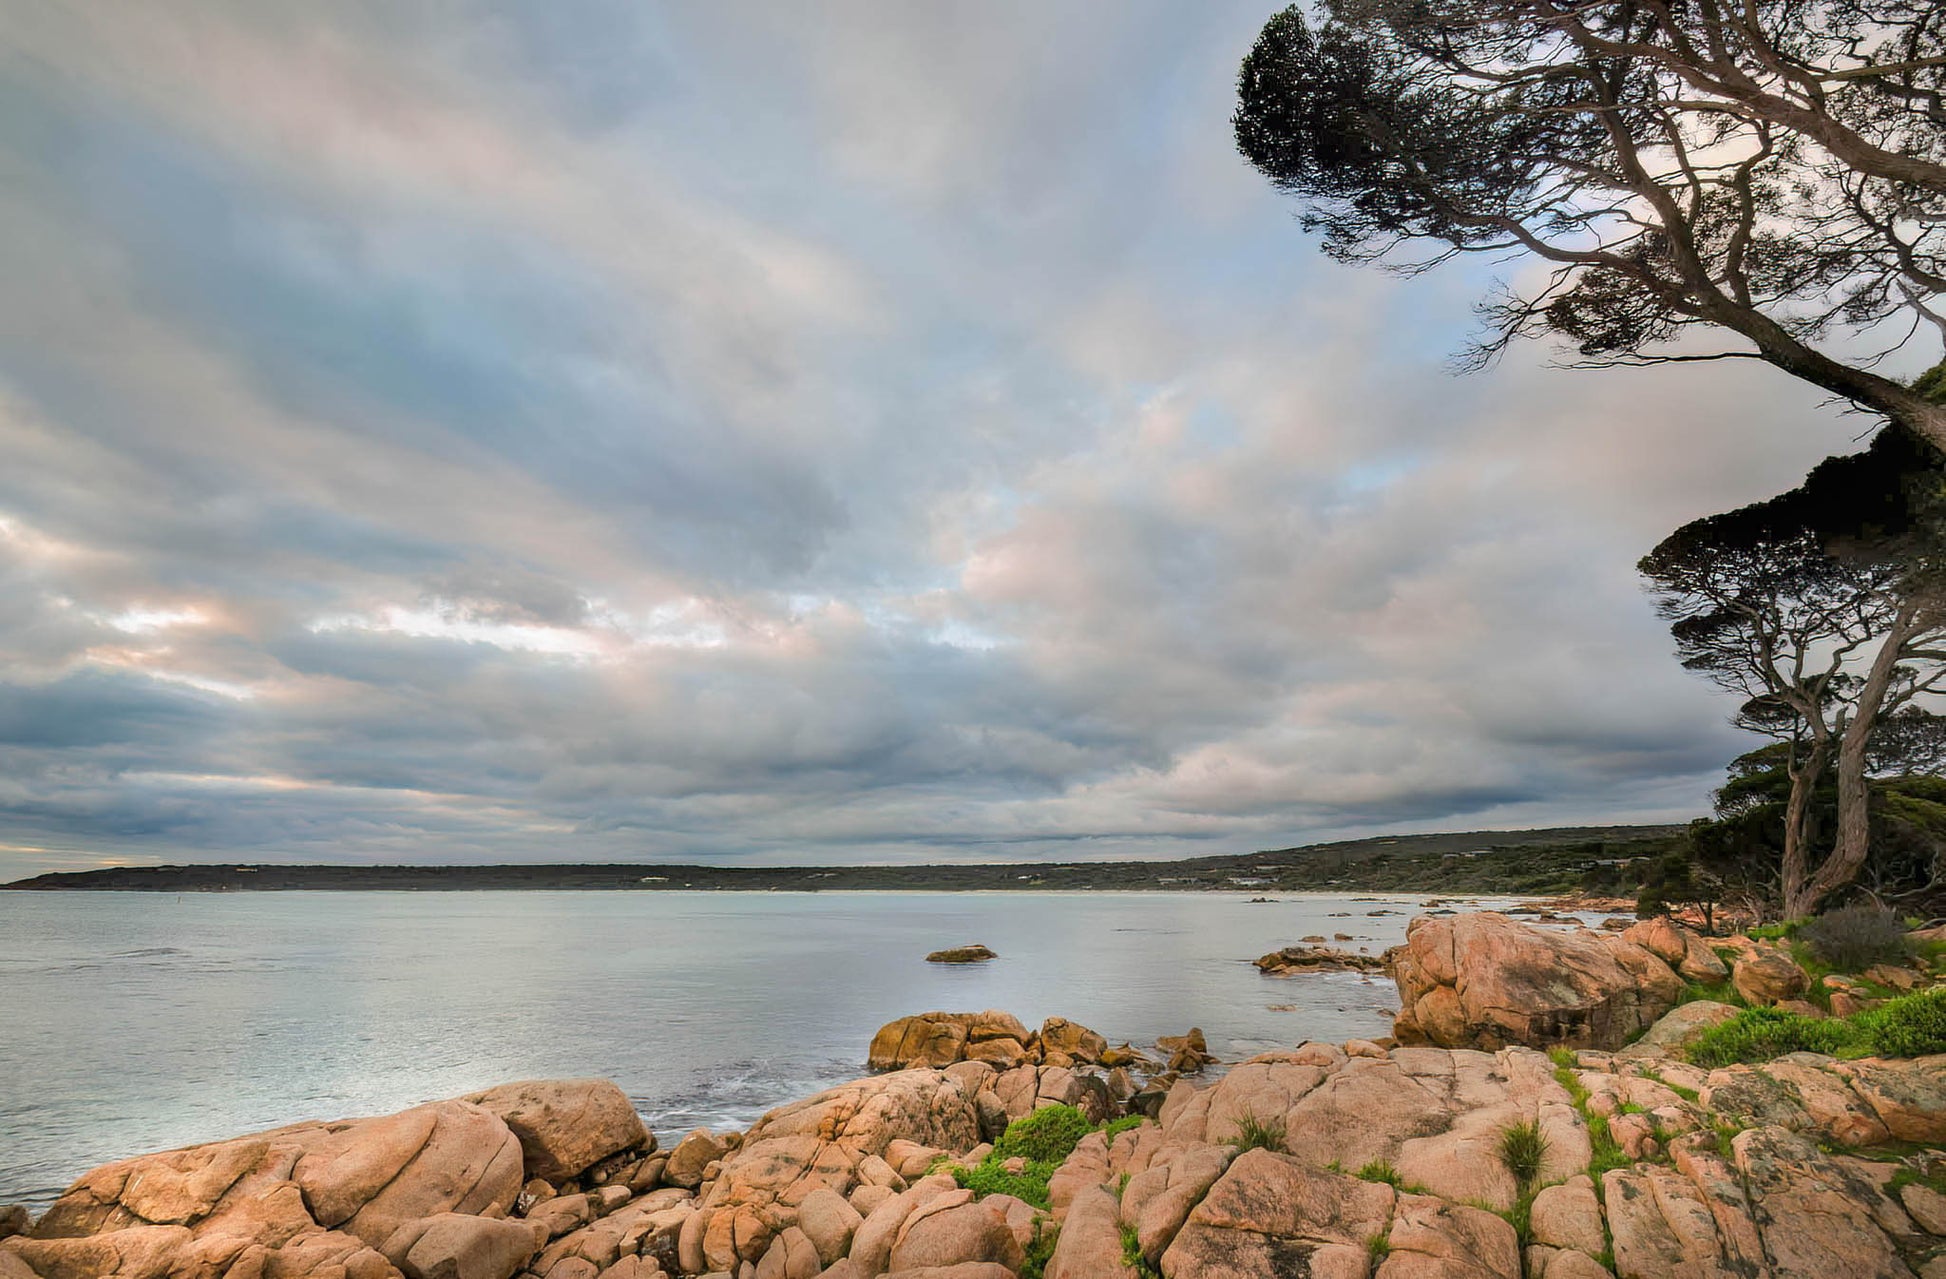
[4, 911, 1942, 1279]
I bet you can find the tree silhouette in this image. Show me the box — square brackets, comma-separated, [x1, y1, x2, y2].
[1641, 428, 1946, 914]
[1235, 1, 1946, 450]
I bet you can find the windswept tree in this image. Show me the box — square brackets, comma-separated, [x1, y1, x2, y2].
[1234, 1, 1946, 451]
[1641, 428, 1946, 915]
[1639, 500, 1883, 914]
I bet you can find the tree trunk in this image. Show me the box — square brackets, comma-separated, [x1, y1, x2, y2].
[1779, 740, 1829, 919]
[1797, 610, 1916, 915]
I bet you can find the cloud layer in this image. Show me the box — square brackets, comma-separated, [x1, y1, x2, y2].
[0, 1, 1868, 876]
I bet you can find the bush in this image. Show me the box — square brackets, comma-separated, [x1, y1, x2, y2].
[955, 1157, 1057, 1207]
[1861, 987, 1946, 1057]
[1799, 906, 1913, 972]
[992, 1104, 1094, 1164]
[1686, 1007, 1863, 1067]
[958, 1104, 1132, 1210]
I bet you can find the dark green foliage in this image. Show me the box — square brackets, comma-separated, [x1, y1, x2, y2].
[1496, 1121, 1549, 1187]
[1356, 1160, 1402, 1187]
[1228, 1113, 1288, 1155]
[1861, 988, 1946, 1057]
[1799, 906, 1913, 971]
[1636, 847, 1715, 926]
[992, 1105, 1094, 1165]
[1102, 1114, 1146, 1141]
[1366, 1232, 1392, 1260]
[1916, 362, 1946, 407]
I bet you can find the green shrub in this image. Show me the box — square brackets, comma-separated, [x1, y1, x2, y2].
[1861, 987, 1946, 1057]
[1366, 1232, 1392, 1260]
[1356, 1159, 1403, 1187]
[1800, 906, 1913, 972]
[1686, 1007, 1864, 1067]
[1102, 1114, 1147, 1141]
[1497, 1120, 1549, 1187]
[1228, 1112, 1289, 1154]
[955, 1157, 1057, 1207]
[993, 1105, 1095, 1164]
[959, 1105, 1147, 1211]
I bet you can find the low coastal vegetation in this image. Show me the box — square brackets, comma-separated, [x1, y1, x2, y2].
[950, 1104, 1143, 1210]
[1687, 987, 1946, 1067]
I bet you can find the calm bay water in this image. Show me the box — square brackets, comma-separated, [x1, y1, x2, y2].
[0, 889, 1477, 1208]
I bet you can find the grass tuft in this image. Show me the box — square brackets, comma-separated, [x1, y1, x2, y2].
[1119, 1222, 1162, 1279]
[1497, 1120, 1550, 1188]
[1585, 1113, 1631, 1179]
[1228, 1112, 1289, 1155]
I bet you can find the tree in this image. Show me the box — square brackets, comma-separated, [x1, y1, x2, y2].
[1638, 495, 1887, 914]
[1686, 741, 1946, 916]
[1635, 844, 1720, 931]
[1234, 1, 1946, 452]
[1640, 428, 1946, 914]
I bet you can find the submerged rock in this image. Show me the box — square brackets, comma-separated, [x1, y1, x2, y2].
[925, 945, 997, 965]
[1254, 945, 1388, 975]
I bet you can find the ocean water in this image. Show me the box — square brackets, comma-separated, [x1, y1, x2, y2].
[0, 889, 1486, 1208]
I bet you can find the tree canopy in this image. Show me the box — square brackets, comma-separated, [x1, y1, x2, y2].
[1235, 0, 1946, 451]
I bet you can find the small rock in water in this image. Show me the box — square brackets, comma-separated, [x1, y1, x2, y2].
[926, 944, 998, 964]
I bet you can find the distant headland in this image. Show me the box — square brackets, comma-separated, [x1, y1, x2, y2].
[1, 824, 1679, 894]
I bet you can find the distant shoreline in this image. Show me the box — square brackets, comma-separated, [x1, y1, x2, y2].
[1, 823, 1680, 894]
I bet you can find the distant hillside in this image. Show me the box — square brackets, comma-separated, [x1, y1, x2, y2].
[2, 824, 1683, 894]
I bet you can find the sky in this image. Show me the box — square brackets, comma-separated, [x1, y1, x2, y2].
[0, 2, 1895, 878]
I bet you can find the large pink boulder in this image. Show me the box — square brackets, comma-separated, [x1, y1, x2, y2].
[463, 1080, 649, 1183]
[1390, 913, 1682, 1050]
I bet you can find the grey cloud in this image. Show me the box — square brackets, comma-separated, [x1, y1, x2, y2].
[0, 0, 1879, 879]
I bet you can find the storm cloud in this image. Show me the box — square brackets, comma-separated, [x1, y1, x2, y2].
[0, 2, 1874, 876]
